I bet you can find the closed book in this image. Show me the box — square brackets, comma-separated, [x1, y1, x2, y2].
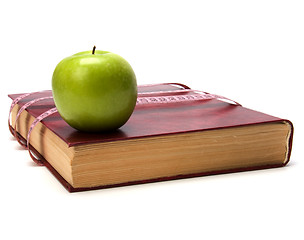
[8, 83, 293, 192]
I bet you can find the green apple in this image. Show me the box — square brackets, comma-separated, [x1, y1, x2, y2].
[52, 46, 137, 132]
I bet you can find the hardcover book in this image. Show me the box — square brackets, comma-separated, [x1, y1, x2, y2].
[8, 83, 293, 192]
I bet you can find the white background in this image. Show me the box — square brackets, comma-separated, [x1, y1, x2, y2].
[1, 1, 303, 239]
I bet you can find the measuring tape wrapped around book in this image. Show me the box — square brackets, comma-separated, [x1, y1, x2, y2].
[8, 83, 240, 165]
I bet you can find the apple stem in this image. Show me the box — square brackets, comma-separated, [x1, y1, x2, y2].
[92, 46, 96, 55]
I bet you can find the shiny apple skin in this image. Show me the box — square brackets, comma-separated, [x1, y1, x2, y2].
[52, 50, 137, 132]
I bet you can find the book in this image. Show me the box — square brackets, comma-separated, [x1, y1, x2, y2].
[8, 83, 293, 192]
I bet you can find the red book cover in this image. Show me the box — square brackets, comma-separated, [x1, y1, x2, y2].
[8, 83, 294, 192]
